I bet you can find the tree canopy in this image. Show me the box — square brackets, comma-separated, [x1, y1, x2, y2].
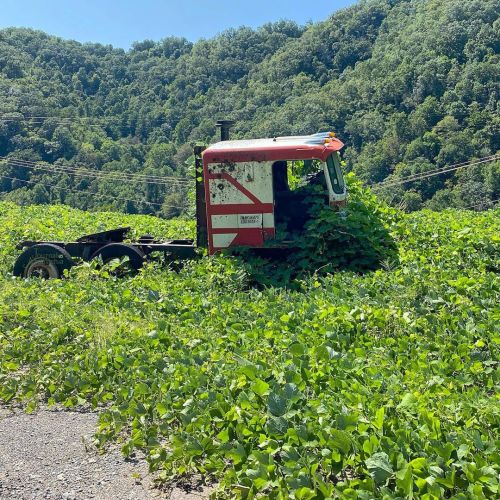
[0, 0, 498, 214]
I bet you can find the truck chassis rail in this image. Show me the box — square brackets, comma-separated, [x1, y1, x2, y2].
[13, 227, 197, 278]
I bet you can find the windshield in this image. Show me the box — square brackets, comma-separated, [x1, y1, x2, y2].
[278, 155, 345, 195]
[326, 153, 345, 194]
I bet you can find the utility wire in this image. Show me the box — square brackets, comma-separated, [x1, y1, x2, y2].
[0, 156, 191, 185]
[0, 114, 171, 131]
[0, 174, 188, 210]
[1, 162, 496, 213]
[2, 137, 497, 211]
[375, 155, 498, 185]
[3, 150, 498, 189]
[2, 159, 191, 188]
[0, 115, 114, 121]
[371, 155, 499, 189]
[0, 155, 191, 183]
[0, 116, 106, 129]
[0, 114, 125, 127]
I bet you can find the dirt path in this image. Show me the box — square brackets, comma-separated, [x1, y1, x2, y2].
[0, 407, 210, 500]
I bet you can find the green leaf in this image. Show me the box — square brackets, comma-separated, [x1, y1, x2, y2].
[329, 429, 352, 454]
[268, 391, 288, 417]
[295, 487, 316, 500]
[134, 382, 149, 395]
[283, 383, 301, 402]
[366, 452, 393, 484]
[217, 428, 230, 443]
[267, 416, 289, 436]
[373, 406, 385, 430]
[316, 344, 339, 361]
[240, 363, 258, 380]
[397, 393, 418, 410]
[396, 465, 413, 496]
[156, 402, 168, 417]
[251, 379, 270, 397]
[289, 342, 305, 356]
[4, 361, 19, 371]
[226, 442, 247, 465]
[409, 457, 427, 472]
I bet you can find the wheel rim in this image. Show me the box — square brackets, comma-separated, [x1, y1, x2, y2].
[24, 259, 59, 278]
[90, 244, 144, 277]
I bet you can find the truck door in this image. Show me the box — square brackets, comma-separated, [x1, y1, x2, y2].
[205, 161, 275, 254]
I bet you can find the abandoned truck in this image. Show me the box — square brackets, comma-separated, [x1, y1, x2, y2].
[13, 121, 347, 278]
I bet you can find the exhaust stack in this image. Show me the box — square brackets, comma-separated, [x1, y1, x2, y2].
[216, 120, 234, 141]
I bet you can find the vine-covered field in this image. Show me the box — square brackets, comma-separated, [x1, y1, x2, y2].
[0, 200, 498, 498]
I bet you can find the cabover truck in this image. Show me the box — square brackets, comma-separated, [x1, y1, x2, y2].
[13, 121, 346, 278]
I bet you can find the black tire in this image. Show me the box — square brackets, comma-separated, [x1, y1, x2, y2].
[90, 243, 145, 274]
[13, 244, 75, 279]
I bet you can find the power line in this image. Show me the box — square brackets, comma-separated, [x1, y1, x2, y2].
[0, 115, 114, 121]
[0, 114, 123, 127]
[0, 114, 170, 130]
[1, 164, 497, 214]
[0, 156, 191, 186]
[0, 174, 188, 210]
[0, 116, 106, 129]
[2, 159, 191, 188]
[371, 155, 499, 189]
[377, 155, 498, 185]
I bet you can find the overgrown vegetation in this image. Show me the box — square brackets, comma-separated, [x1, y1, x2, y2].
[235, 174, 400, 286]
[0, 0, 498, 213]
[0, 199, 498, 498]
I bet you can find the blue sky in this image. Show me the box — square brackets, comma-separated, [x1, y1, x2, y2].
[0, 0, 356, 49]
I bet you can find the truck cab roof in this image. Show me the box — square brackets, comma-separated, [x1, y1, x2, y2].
[203, 132, 344, 164]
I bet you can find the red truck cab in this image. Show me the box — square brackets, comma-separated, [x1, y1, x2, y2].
[199, 131, 346, 254]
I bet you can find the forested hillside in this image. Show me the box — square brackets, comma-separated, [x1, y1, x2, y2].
[0, 0, 498, 215]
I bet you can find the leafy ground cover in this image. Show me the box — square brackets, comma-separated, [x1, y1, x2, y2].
[0, 200, 498, 498]
[240, 175, 400, 286]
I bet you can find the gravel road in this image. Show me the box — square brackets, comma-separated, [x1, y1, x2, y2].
[0, 407, 210, 500]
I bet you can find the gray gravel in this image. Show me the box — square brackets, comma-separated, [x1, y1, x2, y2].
[0, 407, 211, 500]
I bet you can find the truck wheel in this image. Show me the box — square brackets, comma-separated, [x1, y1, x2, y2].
[13, 244, 75, 279]
[90, 243, 145, 275]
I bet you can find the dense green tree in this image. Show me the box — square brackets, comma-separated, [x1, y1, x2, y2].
[0, 0, 498, 214]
